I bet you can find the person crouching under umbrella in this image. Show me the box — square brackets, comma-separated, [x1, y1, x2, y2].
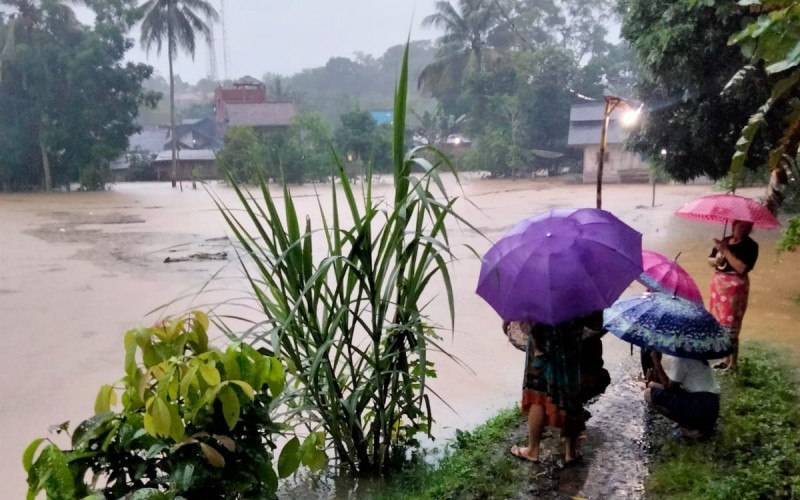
[644, 355, 721, 439]
[509, 311, 606, 466]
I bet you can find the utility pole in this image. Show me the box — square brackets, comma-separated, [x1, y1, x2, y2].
[221, 0, 229, 80]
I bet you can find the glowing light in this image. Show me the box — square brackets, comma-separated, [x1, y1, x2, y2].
[620, 104, 643, 127]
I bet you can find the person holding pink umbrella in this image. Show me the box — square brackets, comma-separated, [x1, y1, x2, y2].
[708, 220, 759, 370]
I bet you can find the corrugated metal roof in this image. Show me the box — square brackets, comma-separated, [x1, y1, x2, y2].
[225, 102, 296, 127]
[154, 149, 216, 162]
[570, 101, 638, 122]
[129, 127, 168, 153]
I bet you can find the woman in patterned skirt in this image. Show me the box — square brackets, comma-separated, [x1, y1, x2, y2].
[708, 220, 759, 370]
[508, 312, 604, 465]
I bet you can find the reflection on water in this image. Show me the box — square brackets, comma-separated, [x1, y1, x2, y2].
[0, 178, 798, 497]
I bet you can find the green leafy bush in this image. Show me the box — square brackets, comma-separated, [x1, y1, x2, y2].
[24, 311, 326, 499]
[777, 215, 800, 253]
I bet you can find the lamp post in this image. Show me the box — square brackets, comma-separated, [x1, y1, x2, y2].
[596, 96, 641, 209]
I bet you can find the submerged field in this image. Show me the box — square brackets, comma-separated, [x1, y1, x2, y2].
[2, 178, 798, 496]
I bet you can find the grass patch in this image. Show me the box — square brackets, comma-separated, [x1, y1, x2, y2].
[375, 408, 531, 499]
[646, 342, 800, 499]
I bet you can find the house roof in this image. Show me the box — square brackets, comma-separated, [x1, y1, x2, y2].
[234, 75, 264, 87]
[567, 101, 635, 146]
[129, 127, 168, 153]
[154, 149, 216, 162]
[569, 101, 638, 122]
[225, 102, 297, 127]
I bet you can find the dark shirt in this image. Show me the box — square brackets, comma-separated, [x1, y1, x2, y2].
[709, 236, 758, 274]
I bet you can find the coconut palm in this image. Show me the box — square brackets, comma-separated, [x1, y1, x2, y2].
[418, 0, 501, 94]
[139, 0, 218, 188]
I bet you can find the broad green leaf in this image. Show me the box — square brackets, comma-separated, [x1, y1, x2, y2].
[200, 442, 226, 468]
[299, 434, 328, 471]
[36, 445, 75, 499]
[94, 385, 115, 414]
[198, 363, 221, 386]
[217, 386, 241, 430]
[227, 380, 255, 400]
[277, 436, 301, 479]
[170, 463, 194, 492]
[180, 363, 199, 399]
[168, 375, 179, 401]
[150, 398, 171, 437]
[72, 412, 115, 449]
[143, 413, 155, 436]
[168, 402, 185, 442]
[191, 311, 209, 352]
[22, 438, 45, 473]
[124, 330, 137, 377]
[256, 457, 279, 494]
[220, 350, 241, 380]
[265, 358, 285, 397]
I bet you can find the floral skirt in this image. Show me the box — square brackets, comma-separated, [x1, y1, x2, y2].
[520, 324, 585, 438]
[709, 272, 750, 331]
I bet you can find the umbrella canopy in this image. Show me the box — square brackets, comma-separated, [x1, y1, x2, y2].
[476, 208, 643, 325]
[603, 292, 732, 360]
[675, 193, 779, 228]
[637, 250, 703, 303]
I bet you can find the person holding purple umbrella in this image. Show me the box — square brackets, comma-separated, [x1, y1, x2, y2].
[509, 311, 605, 466]
[708, 220, 759, 371]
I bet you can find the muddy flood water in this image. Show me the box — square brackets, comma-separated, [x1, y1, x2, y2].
[1, 177, 798, 498]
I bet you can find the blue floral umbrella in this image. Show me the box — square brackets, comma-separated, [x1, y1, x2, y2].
[603, 292, 732, 360]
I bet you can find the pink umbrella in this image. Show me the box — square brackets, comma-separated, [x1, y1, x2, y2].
[675, 193, 779, 229]
[637, 250, 703, 303]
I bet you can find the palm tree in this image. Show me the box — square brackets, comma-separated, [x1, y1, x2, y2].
[139, 0, 218, 188]
[417, 0, 500, 94]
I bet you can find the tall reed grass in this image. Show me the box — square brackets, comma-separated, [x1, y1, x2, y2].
[215, 44, 477, 475]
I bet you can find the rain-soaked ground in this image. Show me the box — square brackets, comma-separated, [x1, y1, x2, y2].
[1, 178, 798, 497]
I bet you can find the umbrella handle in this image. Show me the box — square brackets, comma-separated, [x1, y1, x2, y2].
[722, 221, 728, 238]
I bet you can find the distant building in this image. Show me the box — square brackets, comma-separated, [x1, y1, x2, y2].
[369, 110, 393, 126]
[567, 101, 649, 184]
[153, 149, 219, 181]
[110, 126, 168, 182]
[165, 117, 218, 151]
[215, 76, 297, 139]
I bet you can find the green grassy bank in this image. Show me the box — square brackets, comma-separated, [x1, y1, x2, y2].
[375, 342, 800, 500]
[377, 408, 530, 499]
[647, 343, 800, 499]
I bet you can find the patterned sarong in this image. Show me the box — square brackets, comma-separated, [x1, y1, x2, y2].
[709, 272, 750, 332]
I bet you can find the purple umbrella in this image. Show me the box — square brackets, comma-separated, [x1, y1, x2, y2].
[476, 208, 643, 325]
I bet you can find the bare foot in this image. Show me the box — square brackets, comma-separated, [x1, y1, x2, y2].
[510, 444, 540, 463]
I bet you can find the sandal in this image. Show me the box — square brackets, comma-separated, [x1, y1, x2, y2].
[510, 445, 540, 464]
[712, 362, 728, 370]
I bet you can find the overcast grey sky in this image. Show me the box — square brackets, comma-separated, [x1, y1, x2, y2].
[86, 1, 441, 83]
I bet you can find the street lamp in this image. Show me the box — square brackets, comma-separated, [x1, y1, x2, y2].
[596, 96, 641, 209]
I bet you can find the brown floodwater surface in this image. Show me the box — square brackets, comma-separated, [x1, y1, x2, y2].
[1, 178, 798, 496]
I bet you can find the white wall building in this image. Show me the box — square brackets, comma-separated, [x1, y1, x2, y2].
[567, 101, 650, 184]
